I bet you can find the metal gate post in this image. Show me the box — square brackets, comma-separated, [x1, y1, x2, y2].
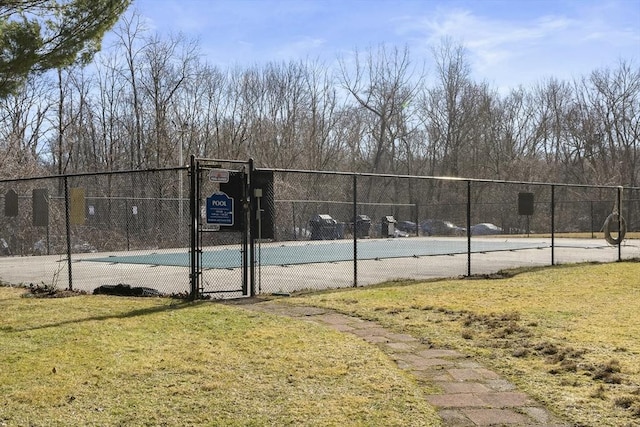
[248, 158, 255, 297]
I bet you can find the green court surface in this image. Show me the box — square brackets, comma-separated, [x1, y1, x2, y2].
[86, 238, 568, 269]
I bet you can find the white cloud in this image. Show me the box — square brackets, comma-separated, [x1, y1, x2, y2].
[408, 9, 573, 63]
[126, 0, 639, 91]
[395, 2, 638, 90]
[275, 37, 327, 61]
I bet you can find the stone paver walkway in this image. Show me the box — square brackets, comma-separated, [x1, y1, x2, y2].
[236, 299, 570, 427]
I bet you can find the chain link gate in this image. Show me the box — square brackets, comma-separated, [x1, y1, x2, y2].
[189, 156, 254, 299]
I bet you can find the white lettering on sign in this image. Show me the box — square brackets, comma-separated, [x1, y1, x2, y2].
[209, 169, 230, 183]
[206, 191, 234, 225]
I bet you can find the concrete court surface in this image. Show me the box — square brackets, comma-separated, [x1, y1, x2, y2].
[0, 237, 638, 297]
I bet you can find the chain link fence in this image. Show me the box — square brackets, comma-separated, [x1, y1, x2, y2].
[254, 170, 639, 295]
[0, 168, 189, 295]
[1, 164, 638, 298]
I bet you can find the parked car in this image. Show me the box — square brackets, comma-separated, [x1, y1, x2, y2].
[470, 223, 503, 235]
[396, 221, 417, 233]
[394, 228, 409, 238]
[420, 219, 465, 236]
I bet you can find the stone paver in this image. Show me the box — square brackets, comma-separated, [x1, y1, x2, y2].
[437, 382, 491, 394]
[236, 300, 571, 426]
[462, 408, 530, 425]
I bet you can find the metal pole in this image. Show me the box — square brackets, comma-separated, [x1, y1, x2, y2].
[178, 135, 184, 243]
[256, 192, 262, 294]
[590, 200, 594, 239]
[249, 159, 256, 297]
[292, 202, 296, 239]
[466, 180, 471, 277]
[551, 185, 555, 266]
[353, 174, 358, 287]
[64, 177, 73, 290]
[617, 186, 622, 261]
[414, 201, 419, 237]
[189, 155, 199, 300]
[125, 199, 130, 251]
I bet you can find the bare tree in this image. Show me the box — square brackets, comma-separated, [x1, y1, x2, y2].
[92, 50, 130, 171]
[139, 33, 198, 168]
[0, 75, 52, 177]
[51, 66, 84, 177]
[571, 61, 640, 187]
[113, 12, 150, 169]
[300, 60, 346, 171]
[530, 77, 573, 178]
[420, 39, 479, 177]
[339, 45, 422, 175]
[168, 61, 211, 161]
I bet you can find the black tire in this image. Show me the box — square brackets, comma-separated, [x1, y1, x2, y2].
[603, 213, 627, 245]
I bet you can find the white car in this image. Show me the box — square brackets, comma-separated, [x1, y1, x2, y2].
[470, 223, 503, 235]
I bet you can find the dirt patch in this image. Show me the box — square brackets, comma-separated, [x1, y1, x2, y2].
[450, 308, 640, 419]
[412, 303, 640, 419]
[463, 271, 516, 280]
[20, 283, 86, 298]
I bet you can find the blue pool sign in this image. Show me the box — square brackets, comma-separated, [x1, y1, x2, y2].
[206, 192, 234, 225]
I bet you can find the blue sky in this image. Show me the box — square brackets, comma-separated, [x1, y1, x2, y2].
[127, 0, 640, 90]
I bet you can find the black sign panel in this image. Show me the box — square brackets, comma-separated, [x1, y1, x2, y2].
[518, 192, 534, 216]
[32, 188, 49, 226]
[4, 189, 18, 217]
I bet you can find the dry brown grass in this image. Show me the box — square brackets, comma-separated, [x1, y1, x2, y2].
[288, 261, 640, 427]
[0, 287, 438, 426]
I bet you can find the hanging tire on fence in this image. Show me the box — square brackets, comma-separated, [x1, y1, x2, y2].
[603, 212, 627, 245]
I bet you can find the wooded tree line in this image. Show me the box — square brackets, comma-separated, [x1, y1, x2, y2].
[1, 12, 638, 189]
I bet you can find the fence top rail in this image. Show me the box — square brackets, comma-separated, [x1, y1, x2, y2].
[258, 167, 640, 191]
[194, 157, 251, 166]
[277, 199, 417, 206]
[0, 166, 187, 184]
[1, 161, 638, 193]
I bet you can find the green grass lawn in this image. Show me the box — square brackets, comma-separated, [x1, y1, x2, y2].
[286, 261, 640, 427]
[1, 261, 639, 426]
[0, 288, 437, 426]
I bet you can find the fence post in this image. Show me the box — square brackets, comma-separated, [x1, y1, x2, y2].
[590, 200, 594, 239]
[466, 180, 471, 277]
[618, 186, 622, 262]
[189, 155, 199, 300]
[353, 174, 358, 287]
[249, 158, 256, 297]
[64, 176, 73, 290]
[551, 185, 555, 266]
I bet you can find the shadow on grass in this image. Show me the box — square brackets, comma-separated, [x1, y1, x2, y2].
[2, 297, 208, 333]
